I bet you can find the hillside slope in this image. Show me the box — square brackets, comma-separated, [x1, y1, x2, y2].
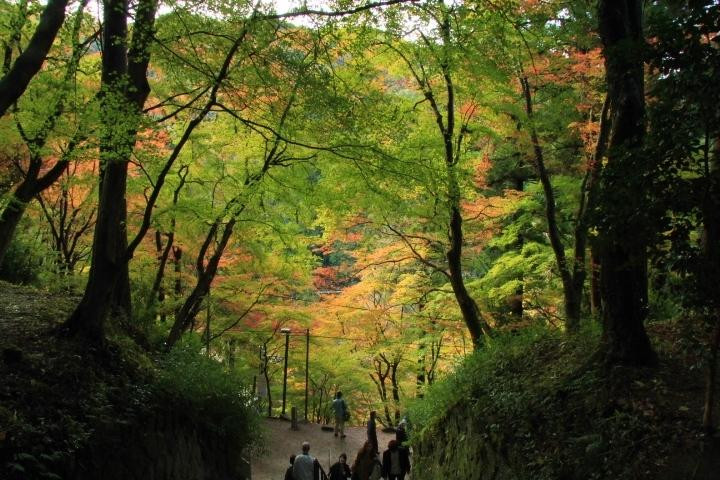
[0, 281, 254, 480]
[409, 325, 720, 480]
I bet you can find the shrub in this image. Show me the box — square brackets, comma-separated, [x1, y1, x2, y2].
[155, 339, 263, 454]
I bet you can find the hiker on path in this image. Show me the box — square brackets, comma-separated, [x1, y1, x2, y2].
[367, 411, 379, 454]
[351, 441, 382, 480]
[329, 453, 352, 480]
[395, 418, 408, 447]
[332, 391, 348, 438]
[381, 440, 410, 480]
[293, 441, 320, 480]
[285, 454, 296, 480]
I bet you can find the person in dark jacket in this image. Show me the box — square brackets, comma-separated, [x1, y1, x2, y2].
[367, 411, 378, 454]
[381, 440, 410, 480]
[285, 454, 296, 480]
[351, 441, 377, 480]
[329, 453, 351, 480]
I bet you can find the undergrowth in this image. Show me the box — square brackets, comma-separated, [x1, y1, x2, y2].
[155, 339, 264, 455]
[0, 281, 262, 479]
[407, 320, 710, 480]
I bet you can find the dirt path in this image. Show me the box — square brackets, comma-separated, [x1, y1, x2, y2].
[251, 418, 397, 480]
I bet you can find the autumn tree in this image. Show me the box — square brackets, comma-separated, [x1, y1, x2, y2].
[0, 0, 95, 266]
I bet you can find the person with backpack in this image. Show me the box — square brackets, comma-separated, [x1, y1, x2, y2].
[332, 391, 348, 438]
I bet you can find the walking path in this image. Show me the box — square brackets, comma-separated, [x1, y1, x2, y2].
[251, 418, 396, 480]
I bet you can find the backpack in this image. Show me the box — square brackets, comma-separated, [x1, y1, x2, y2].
[342, 400, 350, 421]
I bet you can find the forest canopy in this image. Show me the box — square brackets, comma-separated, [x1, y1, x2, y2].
[0, 0, 719, 440]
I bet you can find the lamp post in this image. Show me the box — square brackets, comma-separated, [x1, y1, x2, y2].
[280, 327, 291, 417]
[304, 328, 309, 421]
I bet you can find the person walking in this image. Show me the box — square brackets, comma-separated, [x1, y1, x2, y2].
[351, 441, 380, 480]
[381, 440, 410, 480]
[293, 441, 319, 480]
[332, 391, 348, 438]
[367, 411, 378, 454]
[285, 454, 296, 480]
[329, 453, 351, 480]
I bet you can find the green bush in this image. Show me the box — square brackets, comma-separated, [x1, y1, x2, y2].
[155, 339, 263, 454]
[0, 234, 46, 284]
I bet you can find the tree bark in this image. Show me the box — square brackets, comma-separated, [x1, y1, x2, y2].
[165, 217, 236, 349]
[446, 199, 488, 348]
[390, 357, 401, 425]
[0, 0, 70, 117]
[391, 8, 489, 348]
[596, 0, 656, 365]
[65, 0, 157, 341]
[701, 140, 720, 431]
[436, 11, 489, 348]
[65, 0, 130, 340]
[509, 175, 524, 319]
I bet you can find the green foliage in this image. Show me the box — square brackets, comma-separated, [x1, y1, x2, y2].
[0, 227, 46, 284]
[408, 325, 572, 429]
[155, 339, 263, 453]
[407, 319, 711, 480]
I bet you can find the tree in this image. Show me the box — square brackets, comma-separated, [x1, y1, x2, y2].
[644, 0, 720, 428]
[346, 1, 496, 348]
[65, 0, 158, 340]
[595, 0, 656, 365]
[0, 0, 71, 117]
[0, 0, 94, 266]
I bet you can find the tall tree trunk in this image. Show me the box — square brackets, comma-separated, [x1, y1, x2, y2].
[65, 0, 130, 341]
[589, 247, 602, 315]
[509, 175, 524, 319]
[65, 0, 157, 341]
[596, 0, 656, 365]
[519, 76, 582, 330]
[390, 358, 401, 425]
[446, 197, 488, 348]
[0, 0, 70, 117]
[392, 8, 490, 348]
[701, 139, 720, 431]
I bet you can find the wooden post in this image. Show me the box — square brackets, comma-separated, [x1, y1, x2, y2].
[291, 406, 299, 430]
[281, 328, 290, 416]
[305, 328, 310, 421]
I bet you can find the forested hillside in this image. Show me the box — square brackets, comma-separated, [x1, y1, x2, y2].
[1, 0, 718, 479]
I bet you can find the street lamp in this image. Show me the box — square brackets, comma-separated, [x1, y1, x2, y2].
[280, 327, 291, 417]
